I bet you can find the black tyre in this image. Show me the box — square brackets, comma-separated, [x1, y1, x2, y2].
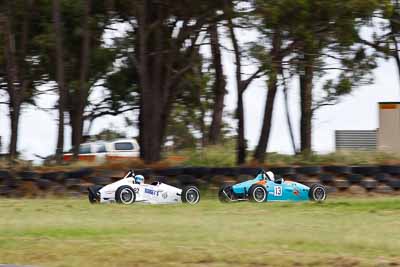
[115, 185, 136, 204]
[41, 171, 64, 182]
[183, 167, 211, 177]
[319, 174, 335, 183]
[36, 179, 53, 190]
[360, 179, 378, 190]
[211, 167, 237, 176]
[0, 170, 12, 180]
[375, 173, 392, 183]
[176, 175, 197, 186]
[88, 185, 103, 204]
[323, 166, 351, 175]
[18, 171, 38, 181]
[181, 186, 200, 204]
[67, 168, 94, 179]
[64, 178, 80, 187]
[387, 179, 400, 190]
[380, 165, 400, 175]
[334, 179, 351, 190]
[351, 166, 379, 176]
[308, 184, 327, 202]
[347, 174, 363, 184]
[4, 178, 19, 189]
[218, 184, 232, 202]
[296, 166, 321, 175]
[248, 184, 267, 203]
[156, 168, 183, 177]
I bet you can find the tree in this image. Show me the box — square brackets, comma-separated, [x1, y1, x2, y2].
[130, 0, 224, 163]
[358, 1, 400, 89]
[207, 22, 227, 145]
[294, 0, 380, 153]
[226, 1, 263, 165]
[166, 54, 213, 150]
[38, 0, 118, 159]
[0, 0, 45, 159]
[253, 0, 381, 156]
[252, 30, 286, 162]
[69, 0, 91, 158]
[52, 0, 67, 163]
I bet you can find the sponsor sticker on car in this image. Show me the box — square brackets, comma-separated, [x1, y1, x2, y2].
[145, 188, 160, 196]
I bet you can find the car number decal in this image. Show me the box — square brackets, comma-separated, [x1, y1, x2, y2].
[274, 186, 282, 196]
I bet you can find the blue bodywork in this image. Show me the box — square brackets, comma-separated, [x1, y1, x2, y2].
[232, 174, 310, 202]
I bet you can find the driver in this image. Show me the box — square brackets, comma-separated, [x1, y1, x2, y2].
[265, 171, 275, 182]
[135, 175, 145, 184]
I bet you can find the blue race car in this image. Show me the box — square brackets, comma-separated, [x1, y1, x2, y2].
[218, 169, 326, 203]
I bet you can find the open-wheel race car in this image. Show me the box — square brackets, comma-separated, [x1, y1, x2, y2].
[218, 169, 327, 203]
[88, 170, 200, 205]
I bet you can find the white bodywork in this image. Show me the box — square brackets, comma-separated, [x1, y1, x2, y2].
[98, 176, 183, 204]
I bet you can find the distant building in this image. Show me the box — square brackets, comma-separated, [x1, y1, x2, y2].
[335, 102, 400, 153]
[335, 130, 377, 150]
[377, 102, 400, 153]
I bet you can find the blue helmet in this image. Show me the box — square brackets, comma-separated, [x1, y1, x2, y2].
[135, 175, 145, 184]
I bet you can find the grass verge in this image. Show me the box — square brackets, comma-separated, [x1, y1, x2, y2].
[0, 197, 400, 266]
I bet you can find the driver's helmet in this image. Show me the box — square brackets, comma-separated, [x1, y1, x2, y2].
[135, 175, 145, 184]
[265, 171, 275, 181]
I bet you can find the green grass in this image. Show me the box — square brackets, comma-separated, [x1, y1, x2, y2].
[1, 197, 400, 267]
[174, 143, 400, 166]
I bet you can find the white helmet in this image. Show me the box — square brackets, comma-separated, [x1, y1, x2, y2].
[135, 175, 145, 184]
[266, 171, 275, 181]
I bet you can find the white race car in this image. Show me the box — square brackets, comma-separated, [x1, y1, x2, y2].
[88, 170, 200, 205]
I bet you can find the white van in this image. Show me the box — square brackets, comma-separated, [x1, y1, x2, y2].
[63, 139, 140, 162]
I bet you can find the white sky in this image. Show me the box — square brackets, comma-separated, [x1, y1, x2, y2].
[0, 22, 399, 162]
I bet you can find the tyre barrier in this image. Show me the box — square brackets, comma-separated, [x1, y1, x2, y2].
[296, 166, 322, 175]
[0, 165, 400, 197]
[323, 165, 352, 175]
[351, 166, 380, 176]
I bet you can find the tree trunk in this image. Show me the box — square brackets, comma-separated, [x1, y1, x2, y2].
[9, 104, 20, 159]
[53, 0, 67, 163]
[136, 0, 204, 163]
[227, 12, 247, 165]
[300, 54, 314, 153]
[253, 71, 278, 162]
[390, 35, 400, 88]
[391, 1, 400, 88]
[226, 8, 262, 164]
[237, 91, 246, 165]
[72, 0, 91, 159]
[208, 23, 226, 145]
[282, 71, 297, 154]
[253, 31, 282, 162]
[137, 0, 167, 163]
[1, 4, 22, 159]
